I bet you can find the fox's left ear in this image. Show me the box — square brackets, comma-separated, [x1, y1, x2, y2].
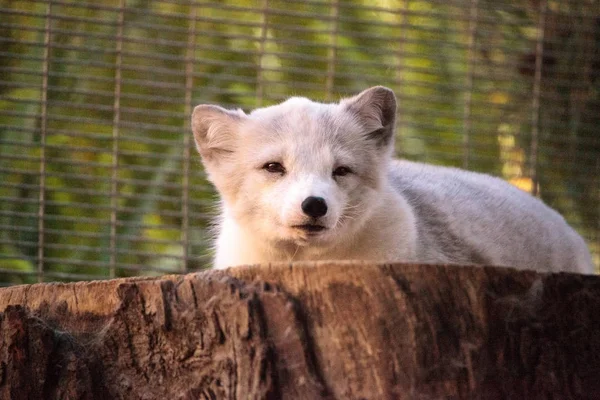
[340, 86, 397, 148]
[191, 104, 245, 162]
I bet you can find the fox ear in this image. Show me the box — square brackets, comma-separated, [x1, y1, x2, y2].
[341, 86, 397, 148]
[191, 104, 245, 161]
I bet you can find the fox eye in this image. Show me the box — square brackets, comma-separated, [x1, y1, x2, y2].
[333, 166, 352, 177]
[263, 162, 286, 174]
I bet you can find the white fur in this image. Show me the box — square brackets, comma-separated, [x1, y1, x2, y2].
[192, 87, 594, 273]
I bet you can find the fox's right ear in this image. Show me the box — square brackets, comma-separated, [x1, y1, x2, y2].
[340, 86, 397, 149]
[191, 104, 245, 161]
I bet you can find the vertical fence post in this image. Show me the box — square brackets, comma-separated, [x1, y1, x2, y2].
[37, 0, 53, 283]
[256, 0, 269, 107]
[109, 0, 125, 279]
[463, 0, 479, 170]
[395, 0, 408, 158]
[530, 0, 547, 197]
[325, 0, 339, 102]
[182, 5, 197, 272]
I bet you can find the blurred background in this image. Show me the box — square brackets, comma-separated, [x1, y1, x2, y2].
[1, 0, 598, 285]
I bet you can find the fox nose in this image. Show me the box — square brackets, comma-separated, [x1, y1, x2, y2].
[301, 196, 328, 218]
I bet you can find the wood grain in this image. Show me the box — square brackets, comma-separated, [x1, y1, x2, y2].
[0, 262, 598, 399]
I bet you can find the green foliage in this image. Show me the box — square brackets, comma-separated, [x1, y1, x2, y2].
[0, 0, 598, 282]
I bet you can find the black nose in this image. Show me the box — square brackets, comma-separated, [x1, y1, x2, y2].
[301, 196, 328, 218]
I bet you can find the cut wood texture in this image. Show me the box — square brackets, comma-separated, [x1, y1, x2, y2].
[0, 262, 599, 399]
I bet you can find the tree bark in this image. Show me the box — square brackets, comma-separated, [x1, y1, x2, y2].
[0, 262, 598, 399]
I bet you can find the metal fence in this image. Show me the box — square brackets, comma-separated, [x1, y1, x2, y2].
[1, 0, 599, 285]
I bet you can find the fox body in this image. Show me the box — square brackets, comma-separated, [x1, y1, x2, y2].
[192, 86, 594, 273]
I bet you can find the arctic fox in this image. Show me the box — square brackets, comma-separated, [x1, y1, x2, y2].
[191, 86, 594, 273]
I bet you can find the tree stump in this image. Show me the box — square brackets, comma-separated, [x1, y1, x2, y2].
[0, 262, 598, 399]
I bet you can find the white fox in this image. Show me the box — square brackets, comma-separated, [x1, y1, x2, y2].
[191, 86, 594, 273]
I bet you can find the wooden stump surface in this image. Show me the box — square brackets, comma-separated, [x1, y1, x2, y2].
[0, 262, 599, 399]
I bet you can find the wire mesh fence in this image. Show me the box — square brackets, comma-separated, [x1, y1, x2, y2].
[1, 0, 599, 285]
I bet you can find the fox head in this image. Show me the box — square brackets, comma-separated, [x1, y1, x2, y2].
[191, 86, 397, 250]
